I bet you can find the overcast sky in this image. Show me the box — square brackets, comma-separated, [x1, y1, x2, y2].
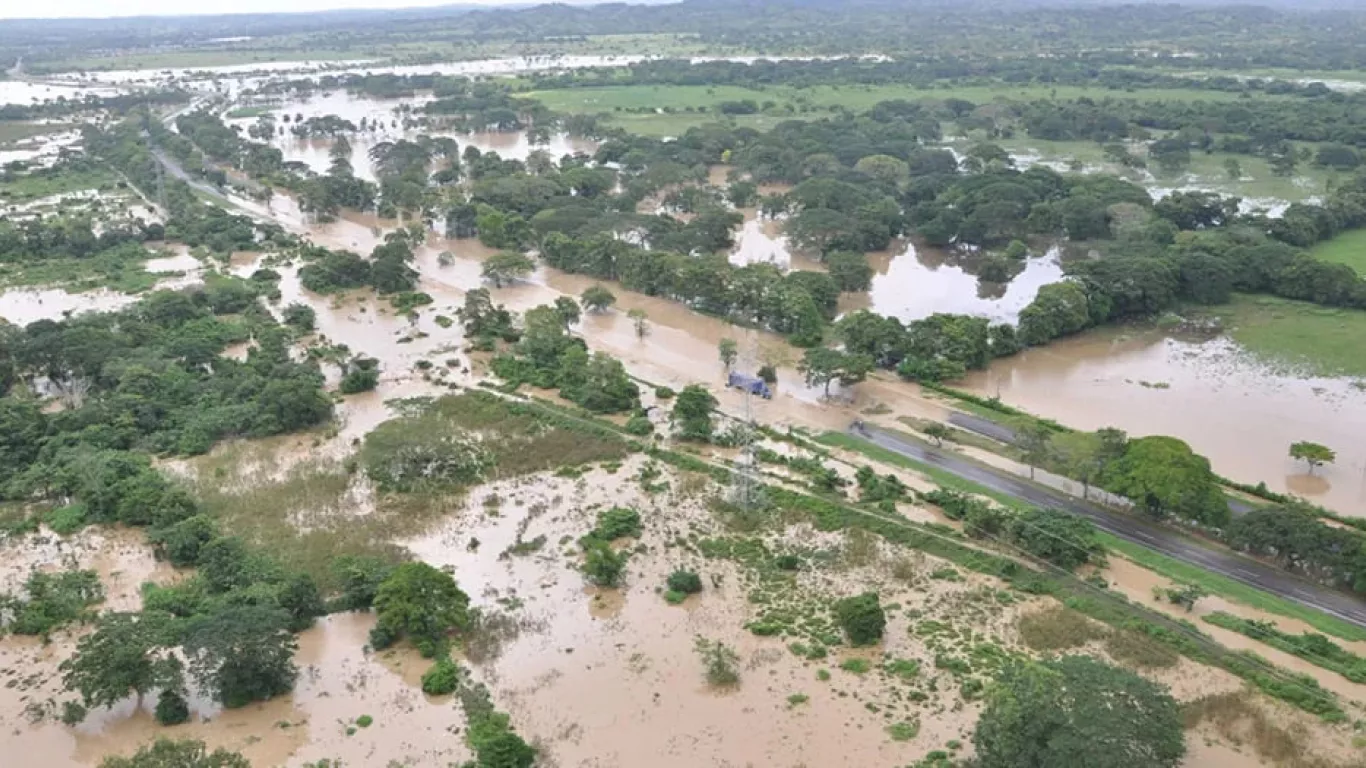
[1, 0, 524, 20]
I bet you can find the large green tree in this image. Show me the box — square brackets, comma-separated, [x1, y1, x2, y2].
[184, 606, 298, 708]
[371, 562, 472, 657]
[61, 611, 181, 710]
[974, 656, 1185, 768]
[1289, 441, 1336, 474]
[1104, 436, 1229, 526]
[671, 384, 718, 442]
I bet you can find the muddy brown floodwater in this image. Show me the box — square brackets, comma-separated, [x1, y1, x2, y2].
[960, 328, 1366, 516]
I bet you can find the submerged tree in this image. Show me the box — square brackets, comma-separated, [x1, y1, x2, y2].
[61, 612, 182, 711]
[1289, 441, 1336, 474]
[581, 284, 616, 313]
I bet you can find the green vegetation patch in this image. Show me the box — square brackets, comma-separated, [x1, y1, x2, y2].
[1207, 294, 1366, 378]
[1309, 228, 1366, 276]
[362, 391, 630, 493]
[1100, 533, 1366, 643]
[1204, 611, 1366, 683]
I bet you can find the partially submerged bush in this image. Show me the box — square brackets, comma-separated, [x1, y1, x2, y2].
[695, 636, 740, 687]
[582, 543, 628, 587]
[422, 656, 460, 695]
[666, 569, 703, 595]
[584, 506, 642, 544]
[834, 592, 886, 646]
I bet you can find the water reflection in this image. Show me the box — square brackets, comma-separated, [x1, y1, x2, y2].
[847, 242, 1064, 324]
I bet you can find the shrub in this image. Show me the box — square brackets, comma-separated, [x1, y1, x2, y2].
[833, 592, 886, 646]
[887, 720, 921, 742]
[3, 569, 104, 636]
[155, 689, 190, 725]
[840, 658, 871, 674]
[282, 303, 316, 332]
[582, 543, 628, 587]
[654, 386, 675, 400]
[624, 414, 653, 436]
[695, 636, 740, 687]
[421, 656, 460, 695]
[586, 506, 642, 542]
[666, 569, 703, 595]
[149, 514, 218, 566]
[339, 366, 380, 394]
[44, 503, 88, 535]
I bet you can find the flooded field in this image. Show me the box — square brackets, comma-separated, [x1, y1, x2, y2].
[60, 53, 832, 87]
[222, 91, 600, 182]
[0, 129, 83, 167]
[960, 328, 1366, 516]
[0, 81, 120, 106]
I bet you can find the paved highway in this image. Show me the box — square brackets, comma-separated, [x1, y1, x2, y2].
[945, 411, 1258, 516]
[855, 424, 1366, 630]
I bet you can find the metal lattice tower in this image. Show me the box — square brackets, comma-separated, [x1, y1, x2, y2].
[727, 332, 764, 512]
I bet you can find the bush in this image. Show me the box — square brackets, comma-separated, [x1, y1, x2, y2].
[587, 506, 642, 543]
[834, 592, 886, 646]
[155, 689, 190, 725]
[44, 503, 88, 535]
[582, 543, 628, 587]
[695, 636, 740, 687]
[422, 656, 460, 695]
[150, 514, 218, 566]
[666, 569, 703, 595]
[339, 366, 380, 394]
[3, 569, 104, 636]
[624, 414, 653, 436]
[654, 386, 675, 400]
[282, 303, 316, 332]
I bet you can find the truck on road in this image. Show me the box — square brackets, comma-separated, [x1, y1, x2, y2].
[727, 371, 773, 399]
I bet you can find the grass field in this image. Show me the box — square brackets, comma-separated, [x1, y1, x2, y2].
[528, 82, 1261, 114]
[1309, 229, 1366, 276]
[0, 122, 71, 145]
[0, 166, 116, 203]
[527, 80, 1284, 137]
[1207, 294, 1366, 378]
